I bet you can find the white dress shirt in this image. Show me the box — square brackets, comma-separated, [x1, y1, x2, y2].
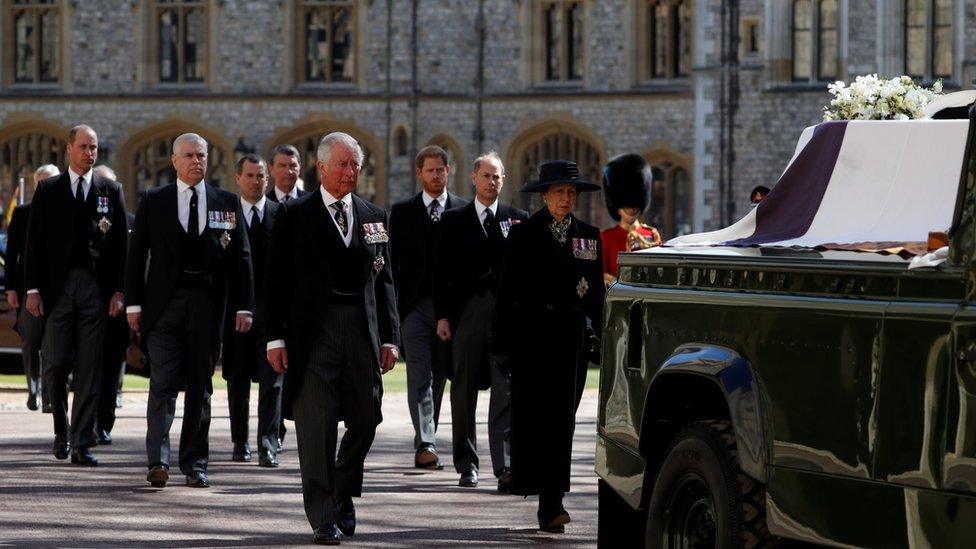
[474, 198, 499, 237]
[177, 180, 207, 234]
[422, 189, 447, 218]
[241, 195, 266, 227]
[274, 185, 299, 202]
[27, 168, 93, 296]
[321, 187, 354, 247]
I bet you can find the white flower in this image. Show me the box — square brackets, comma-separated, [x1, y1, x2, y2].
[822, 74, 943, 121]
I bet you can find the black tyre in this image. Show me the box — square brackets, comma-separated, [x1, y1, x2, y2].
[646, 420, 774, 549]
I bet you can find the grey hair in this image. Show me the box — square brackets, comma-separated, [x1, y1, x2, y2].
[173, 133, 208, 155]
[93, 165, 117, 181]
[317, 132, 364, 169]
[473, 150, 504, 175]
[33, 164, 60, 181]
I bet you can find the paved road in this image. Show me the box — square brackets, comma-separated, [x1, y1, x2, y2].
[0, 386, 600, 548]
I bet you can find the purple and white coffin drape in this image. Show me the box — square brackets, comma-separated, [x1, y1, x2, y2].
[665, 119, 970, 254]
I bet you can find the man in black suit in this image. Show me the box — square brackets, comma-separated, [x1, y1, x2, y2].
[5, 164, 59, 412]
[223, 154, 282, 467]
[435, 151, 527, 490]
[266, 144, 308, 204]
[389, 145, 468, 470]
[266, 131, 400, 545]
[24, 125, 129, 466]
[125, 133, 255, 489]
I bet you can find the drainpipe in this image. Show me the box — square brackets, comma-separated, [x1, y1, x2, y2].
[385, 0, 393, 205]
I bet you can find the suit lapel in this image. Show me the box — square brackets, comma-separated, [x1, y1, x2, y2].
[466, 201, 488, 243]
[299, 191, 343, 264]
[161, 183, 181, 261]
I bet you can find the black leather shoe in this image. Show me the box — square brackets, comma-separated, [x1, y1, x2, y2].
[52, 437, 71, 460]
[336, 497, 356, 537]
[312, 523, 341, 545]
[537, 507, 571, 533]
[42, 401, 52, 414]
[185, 470, 210, 488]
[70, 447, 98, 467]
[96, 430, 112, 445]
[147, 465, 169, 487]
[496, 468, 512, 493]
[276, 437, 283, 453]
[258, 450, 279, 468]
[459, 468, 479, 487]
[26, 393, 38, 411]
[232, 443, 252, 462]
[414, 446, 443, 470]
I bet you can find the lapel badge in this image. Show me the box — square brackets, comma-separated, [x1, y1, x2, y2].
[577, 277, 589, 299]
[572, 238, 598, 260]
[96, 196, 110, 214]
[220, 230, 232, 249]
[363, 222, 389, 244]
[98, 216, 112, 234]
[373, 253, 385, 272]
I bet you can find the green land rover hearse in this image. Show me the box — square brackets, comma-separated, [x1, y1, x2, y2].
[596, 101, 976, 548]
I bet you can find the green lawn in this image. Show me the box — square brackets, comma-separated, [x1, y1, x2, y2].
[0, 364, 601, 393]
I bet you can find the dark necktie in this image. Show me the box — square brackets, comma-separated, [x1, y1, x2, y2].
[249, 205, 259, 229]
[483, 208, 501, 240]
[429, 200, 440, 223]
[74, 178, 85, 207]
[188, 186, 198, 235]
[332, 201, 348, 236]
[281, 195, 290, 203]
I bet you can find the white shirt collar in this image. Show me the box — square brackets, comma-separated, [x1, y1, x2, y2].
[67, 167, 92, 188]
[275, 185, 298, 201]
[241, 194, 266, 213]
[474, 198, 498, 219]
[320, 187, 353, 210]
[421, 190, 447, 208]
[177, 179, 206, 195]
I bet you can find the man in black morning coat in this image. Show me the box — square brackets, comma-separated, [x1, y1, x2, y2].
[24, 125, 128, 467]
[265, 132, 400, 545]
[389, 145, 468, 470]
[434, 151, 527, 490]
[125, 132, 254, 489]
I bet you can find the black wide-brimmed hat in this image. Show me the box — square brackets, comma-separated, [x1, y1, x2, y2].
[603, 153, 652, 221]
[520, 160, 601, 193]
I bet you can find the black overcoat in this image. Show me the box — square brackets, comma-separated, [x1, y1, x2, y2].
[492, 207, 604, 496]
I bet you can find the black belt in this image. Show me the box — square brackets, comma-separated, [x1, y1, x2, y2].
[176, 270, 210, 290]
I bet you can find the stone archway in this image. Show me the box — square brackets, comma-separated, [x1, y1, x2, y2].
[0, 118, 69, 206]
[426, 133, 468, 199]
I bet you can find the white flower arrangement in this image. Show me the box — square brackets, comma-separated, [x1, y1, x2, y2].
[823, 74, 943, 121]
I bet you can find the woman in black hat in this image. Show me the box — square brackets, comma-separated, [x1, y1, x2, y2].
[492, 160, 605, 533]
[601, 154, 661, 286]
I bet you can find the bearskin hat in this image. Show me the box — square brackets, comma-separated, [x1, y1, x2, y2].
[603, 153, 652, 221]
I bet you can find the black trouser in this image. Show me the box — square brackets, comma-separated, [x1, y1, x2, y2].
[18, 303, 46, 405]
[42, 268, 106, 449]
[226, 323, 283, 453]
[293, 304, 382, 529]
[96, 314, 128, 435]
[145, 289, 214, 475]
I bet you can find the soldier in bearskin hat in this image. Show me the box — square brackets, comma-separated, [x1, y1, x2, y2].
[600, 153, 661, 285]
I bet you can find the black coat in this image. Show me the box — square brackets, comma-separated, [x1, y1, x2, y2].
[222, 199, 278, 381]
[492, 207, 605, 496]
[265, 187, 309, 203]
[389, 192, 468, 320]
[24, 172, 128, 310]
[264, 190, 400, 420]
[5, 203, 30, 297]
[124, 183, 255, 360]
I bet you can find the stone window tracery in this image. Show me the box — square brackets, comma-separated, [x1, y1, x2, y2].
[298, 0, 355, 84]
[638, 0, 692, 81]
[151, 0, 207, 84]
[905, 0, 953, 81]
[4, 0, 60, 85]
[792, 0, 838, 82]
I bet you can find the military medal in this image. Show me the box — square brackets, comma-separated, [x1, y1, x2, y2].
[220, 230, 231, 249]
[363, 222, 389, 244]
[98, 216, 112, 234]
[208, 211, 219, 229]
[373, 254, 385, 272]
[96, 196, 110, 214]
[577, 277, 589, 298]
[499, 219, 520, 238]
[572, 238, 598, 260]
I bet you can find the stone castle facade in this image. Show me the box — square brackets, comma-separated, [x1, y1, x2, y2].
[0, 0, 973, 238]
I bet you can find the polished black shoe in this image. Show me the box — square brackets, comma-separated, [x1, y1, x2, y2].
[185, 470, 210, 488]
[147, 465, 169, 487]
[496, 468, 512, 493]
[52, 437, 71, 460]
[96, 430, 112, 445]
[232, 443, 252, 462]
[70, 447, 98, 467]
[276, 437, 284, 453]
[459, 468, 479, 487]
[26, 393, 38, 411]
[258, 450, 279, 468]
[537, 507, 571, 533]
[42, 401, 52, 414]
[336, 497, 356, 537]
[414, 445, 443, 470]
[312, 523, 341, 545]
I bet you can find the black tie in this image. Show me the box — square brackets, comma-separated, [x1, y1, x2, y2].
[429, 200, 440, 223]
[332, 201, 348, 235]
[281, 195, 290, 203]
[483, 208, 501, 240]
[250, 205, 259, 229]
[188, 186, 198, 235]
[75, 178, 85, 207]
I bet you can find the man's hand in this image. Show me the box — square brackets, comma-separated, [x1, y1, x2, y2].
[235, 312, 253, 333]
[127, 311, 141, 334]
[108, 293, 124, 317]
[268, 347, 289, 374]
[380, 345, 398, 374]
[6, 291, 19, 310]
[25, 293, 43, 317]
[435, 319, 452, 342]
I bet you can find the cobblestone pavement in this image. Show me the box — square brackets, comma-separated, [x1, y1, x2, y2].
[0, 387, 600, 548]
